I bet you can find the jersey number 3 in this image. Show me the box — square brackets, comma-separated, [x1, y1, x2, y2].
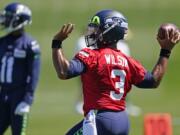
[110, 69, 126, 100]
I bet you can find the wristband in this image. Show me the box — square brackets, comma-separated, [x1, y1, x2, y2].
[160, 49, 171, 58]
[51, 40, 62, 49]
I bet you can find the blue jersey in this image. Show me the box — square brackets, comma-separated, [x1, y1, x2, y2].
[0, 32, 41, 104]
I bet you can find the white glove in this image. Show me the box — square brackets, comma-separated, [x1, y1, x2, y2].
[14, 102, 30, 116]
[83, 110, 97, 135]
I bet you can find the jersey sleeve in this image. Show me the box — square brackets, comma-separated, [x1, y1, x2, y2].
[75, 48, 97, 71]
[24, 40, 41, 105]
[128, 57, 146, 85]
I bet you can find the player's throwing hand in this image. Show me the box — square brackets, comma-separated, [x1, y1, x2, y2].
[157, 23, 180, 51]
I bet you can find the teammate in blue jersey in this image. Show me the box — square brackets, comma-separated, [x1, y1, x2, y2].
[0, 3, 41, 135]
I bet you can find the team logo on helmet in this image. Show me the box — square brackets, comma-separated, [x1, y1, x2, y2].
[90, 16, 100, 25]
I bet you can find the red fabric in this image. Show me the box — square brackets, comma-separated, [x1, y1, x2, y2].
[75, 48, 146, 116]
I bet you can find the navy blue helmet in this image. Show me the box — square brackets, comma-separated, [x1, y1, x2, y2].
[0, 3, 32, 33]
[85, 9, 128, 47]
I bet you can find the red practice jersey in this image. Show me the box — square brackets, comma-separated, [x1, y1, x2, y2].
[75, 48, 146, 115]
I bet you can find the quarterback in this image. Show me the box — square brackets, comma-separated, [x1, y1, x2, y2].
[51, 10, 179, 135]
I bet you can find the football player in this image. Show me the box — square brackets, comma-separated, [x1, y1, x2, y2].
[51, 10, 179, 135]
[0, 3, 41, 135]
[74, 33, 142, 117]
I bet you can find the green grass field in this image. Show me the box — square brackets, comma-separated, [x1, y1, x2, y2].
[1, 0, 180, 134]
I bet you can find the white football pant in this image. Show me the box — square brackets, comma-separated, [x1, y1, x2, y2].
[83, 110, 97, 135]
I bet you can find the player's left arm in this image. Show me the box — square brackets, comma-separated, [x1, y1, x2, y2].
[24, 40, 41, 105]
[136, 26, 180, 88]
[15, 40, 41, 116]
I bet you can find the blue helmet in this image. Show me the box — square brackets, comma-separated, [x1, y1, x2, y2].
[0, 3, 32, 33]
[85, 9, 128, 47]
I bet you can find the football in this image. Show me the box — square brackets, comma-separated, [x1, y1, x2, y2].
[157, 23, 178, 39]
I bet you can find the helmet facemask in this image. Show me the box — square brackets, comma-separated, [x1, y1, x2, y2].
[0, 11, 6, 29]
[85, 24, 100, 47]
